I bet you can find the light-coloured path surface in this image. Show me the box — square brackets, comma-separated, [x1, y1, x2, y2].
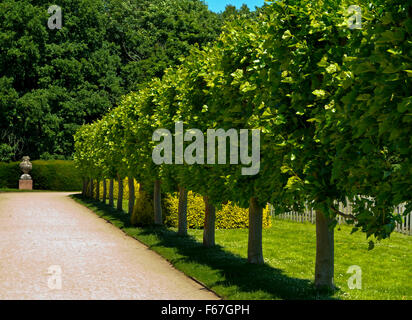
[0, 192, 218, 300]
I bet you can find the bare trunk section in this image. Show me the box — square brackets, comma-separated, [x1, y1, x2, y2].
[203, 196, 216, 247]
[82, 178, 87, 197]
[128, 177, 135, 215]
[102, 179, 107, 203]
[85, 178, 90, 197]
[95, 180, 100, 201]
[154, 179, 162, 225]
[248, 197, 264, 264]
[109, 179, 114, 207]
[315, 209, 334, 290]
[117, 176, 123, 211]
[89, 179, 94, 199]
[178, 186, 188, 236]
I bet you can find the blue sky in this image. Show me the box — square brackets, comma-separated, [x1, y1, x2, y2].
[205, 0, 266, 13]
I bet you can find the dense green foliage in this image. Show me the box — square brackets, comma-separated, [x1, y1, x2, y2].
[331, 0, 412, 237]
[0, 0, 122, 160]
[106, 0, 222, 92]
[0, 160, 82, 190]
[0, 162, 21, 188]
[0, 0, 223, 161]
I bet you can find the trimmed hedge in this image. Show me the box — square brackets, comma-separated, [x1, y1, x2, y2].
[0, 160, 82, 191]
[0, 162, 21, 189]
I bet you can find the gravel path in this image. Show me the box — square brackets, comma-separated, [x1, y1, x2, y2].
[0, 192, 218, 300]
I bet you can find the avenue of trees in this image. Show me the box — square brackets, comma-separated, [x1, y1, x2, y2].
[1, 0, 258, 161]
[74, 0, 412, 290]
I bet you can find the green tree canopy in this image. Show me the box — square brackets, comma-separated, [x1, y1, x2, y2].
[0, 0, 222, 161]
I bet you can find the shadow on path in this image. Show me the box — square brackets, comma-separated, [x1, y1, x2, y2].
[71, 194, 339, 300]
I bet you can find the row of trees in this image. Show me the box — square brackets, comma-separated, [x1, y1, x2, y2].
[75, 0, 412, 290]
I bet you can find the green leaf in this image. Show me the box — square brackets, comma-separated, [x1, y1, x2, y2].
[403, 70, 412, 77]
[312, 89, 327, 98]
[353, 62, 376, 74]
[397, 97, 412, 113]
[307, 118, 321, 123]
[325, 64, 338, 74]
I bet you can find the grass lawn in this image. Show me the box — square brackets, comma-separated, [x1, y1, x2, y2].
[72, 194, 412, 300]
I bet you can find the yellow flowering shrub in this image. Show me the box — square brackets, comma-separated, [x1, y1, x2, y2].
[131, 187, 154, 226]
[164, 191, 272, 229]
[99, 179, 139, 200]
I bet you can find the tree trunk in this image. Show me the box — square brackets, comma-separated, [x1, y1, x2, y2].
[117, 176, 123, 211]
[154, 179, 162, 225]
[248, 197, 264, 264]
[86, 178, 90, 197]
[95, 180, 100, 201]
[178, 186, 188, 236]
[82, 178, 87, 197]
[89, 179, 94, 199]
[203, 196, 216, 247]
[128, 177, 135, 215]
[315, 209, 335, 290]
[102, 179, 107, 203]
[109, 179, 114, 207]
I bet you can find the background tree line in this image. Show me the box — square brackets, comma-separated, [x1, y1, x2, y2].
[0, 0, 258, 161]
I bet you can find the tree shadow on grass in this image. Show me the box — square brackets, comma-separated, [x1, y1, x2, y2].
[71, 194, 339, 300]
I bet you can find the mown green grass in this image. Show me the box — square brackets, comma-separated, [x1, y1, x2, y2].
[72, 194, 412, 300]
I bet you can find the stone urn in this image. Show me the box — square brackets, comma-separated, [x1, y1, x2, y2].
[19, 156, 33, 190]
[20, 156, 32, 180]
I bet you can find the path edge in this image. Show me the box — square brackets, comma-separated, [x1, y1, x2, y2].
[69, 193, 222, 300]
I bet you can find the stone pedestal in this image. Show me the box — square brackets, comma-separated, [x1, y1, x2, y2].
[19, 179, 33, 190]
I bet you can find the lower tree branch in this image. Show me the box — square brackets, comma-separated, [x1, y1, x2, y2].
[330, 205, 357, 221]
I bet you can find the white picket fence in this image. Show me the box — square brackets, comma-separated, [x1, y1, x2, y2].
[270, 203, 412, 236]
